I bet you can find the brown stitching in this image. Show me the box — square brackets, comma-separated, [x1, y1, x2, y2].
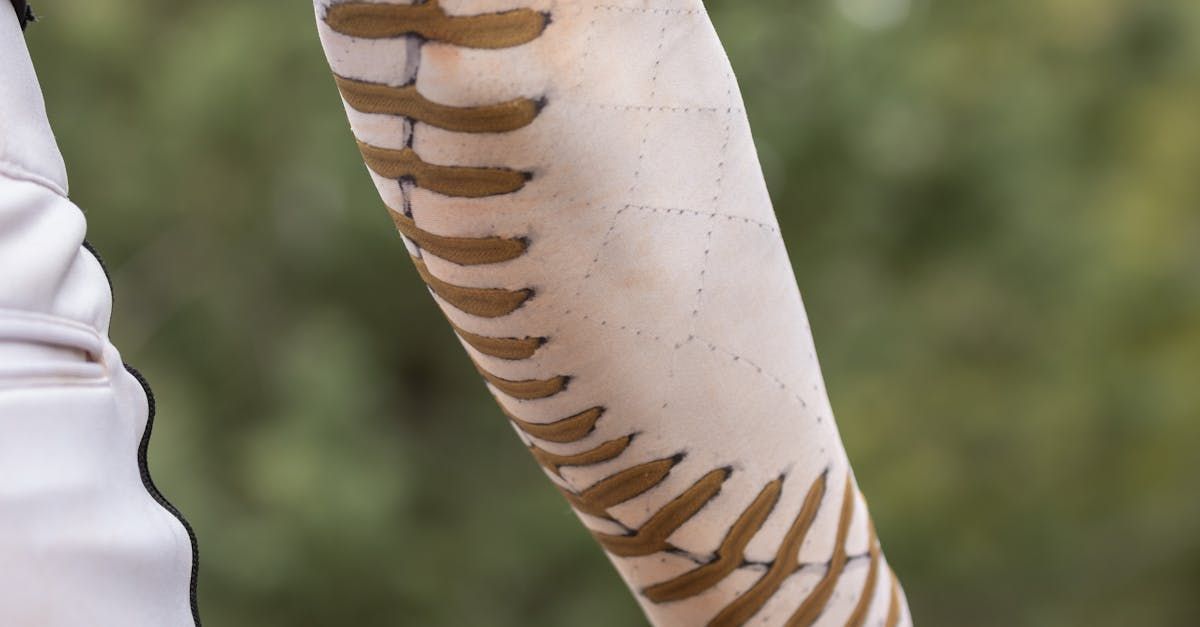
[844, 523, 881, 627]
[392, 210, 527, 266]
[885, 569, 902, 627]
[642, 477, 783, 603]
[358, 141, 528, 198]
[476, 366, 567, 400]
[334, 3, 571, 457]
[337, 2, 585, 466]
[325, 0, 547, 49]
[336, 75, 541, 133]
[708, 471, 828, 627]
[594, 467, 729, 557]
[530, 434, 633, 476]
[449, 319, 544, 360]
[562, 455, 682, 519]
[503, 405, 604, 443]
[412, 256, 531, 318]
[784, 474, 857, 627]
[327, 8, 902, 622]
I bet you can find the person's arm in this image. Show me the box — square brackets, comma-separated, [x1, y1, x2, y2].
[312, 1, 910, 624]
[0, 7, 198, 625]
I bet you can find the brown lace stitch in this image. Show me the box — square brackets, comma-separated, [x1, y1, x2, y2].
[336, 75, 541, 133]
[358, 142, 528, 198]
[641, 476, 784, 603]
[391, 211, 526, 267]
[845, 522, 883, 627]
[325, 3, 902, 623]
[708, 472, 830, 626]
[326, 0, 547, 49]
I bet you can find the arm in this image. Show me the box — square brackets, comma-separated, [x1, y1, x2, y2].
[312, 1, 910, 624]
[0, 8, 198, 625]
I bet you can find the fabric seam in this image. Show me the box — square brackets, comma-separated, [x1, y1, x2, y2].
[0, 158, 68, 198]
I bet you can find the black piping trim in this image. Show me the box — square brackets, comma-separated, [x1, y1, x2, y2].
[81, 239, 113, 292]
[10, 0, 34, 30]
[125, 363, 202, 626]
[82, 235, 198, 620]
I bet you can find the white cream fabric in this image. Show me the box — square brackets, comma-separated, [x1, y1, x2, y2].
[315, 1, 911, 625]
[0, 7, 197, 626]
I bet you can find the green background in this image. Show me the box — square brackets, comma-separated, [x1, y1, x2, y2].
[25, 0, 1200, 624]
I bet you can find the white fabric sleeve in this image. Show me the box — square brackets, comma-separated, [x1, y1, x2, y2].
[312, 1, 912, 625]
[0, 7, 199, 626]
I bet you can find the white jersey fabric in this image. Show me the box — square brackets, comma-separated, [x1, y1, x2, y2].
[0, 6, 198, 625]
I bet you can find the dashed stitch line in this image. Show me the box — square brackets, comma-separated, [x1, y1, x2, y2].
[569, 202, 777, 315]
[690, 94, 733, 323]
[553, 307, 813, 414]
[713, 96, 734, 208]
[624, 204, 778, 233]
[631, 120, 651, 193]
[573, 5, 599, 92]
[649, 21, 667, 101]
[327, 5, 891, 623]
[594, 5, 701, 15]
[626, 20, 668, 195]
[586, 103, 745, 114]
[559, 305, 666, 346]
[572, 205, 629, 299]
[691, 222, 716, 318]
[689, 333, 809, 410]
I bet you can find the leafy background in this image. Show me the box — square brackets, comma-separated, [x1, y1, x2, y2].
[25, 0, 1199, 624]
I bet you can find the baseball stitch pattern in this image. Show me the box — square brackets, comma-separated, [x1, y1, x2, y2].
[322, 2, 903, 624]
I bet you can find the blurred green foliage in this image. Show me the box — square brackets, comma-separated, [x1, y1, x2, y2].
[25, 0, 1200, 625]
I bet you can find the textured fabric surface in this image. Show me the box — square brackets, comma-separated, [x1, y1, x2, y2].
[0, 7, 197, 625]
[314, 1, 912, 624]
